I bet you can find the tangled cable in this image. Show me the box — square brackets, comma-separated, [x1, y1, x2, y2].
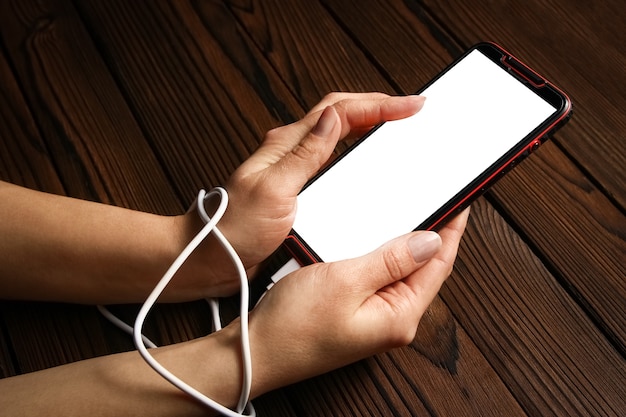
[102, 188, 255, 416]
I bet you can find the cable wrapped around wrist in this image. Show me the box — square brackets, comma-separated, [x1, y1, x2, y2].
[133, 188, 255, 416]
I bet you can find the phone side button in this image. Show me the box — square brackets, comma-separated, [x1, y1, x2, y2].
[530, 139, 541, 152]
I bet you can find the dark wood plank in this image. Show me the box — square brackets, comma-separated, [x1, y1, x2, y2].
[0, 0, 181, 214]
[214, 0, 396, 106]
[417, 0, 626, 209]
[0, 0, 206, 375]
[378, 297, 527, 416]
[492, 142, 626, 347]
[447, 198, 626, 416]
[73, 0, 303, 199]
[0, 302, 113, 374]
[284, 366, 413, 417]
[322, 0, 626, 350]
[0, 326, 15, 378]
[251, 391, 298, 417]
[0, 48, 64, 194]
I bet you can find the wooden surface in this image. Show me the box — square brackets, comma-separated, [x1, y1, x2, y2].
[0, 0, 624, 415]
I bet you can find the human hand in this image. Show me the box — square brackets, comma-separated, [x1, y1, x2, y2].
[173, 93, 426, 299]
[246, 209, 469, 396]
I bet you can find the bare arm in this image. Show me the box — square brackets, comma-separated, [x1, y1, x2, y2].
[0, 94, 426, 305]
[0, 94, 468, 416]
[0, 180, 187, 303]
[0, 326, 243, 417]
[0, 211, 468, 417]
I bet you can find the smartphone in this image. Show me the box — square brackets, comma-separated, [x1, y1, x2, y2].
[285, 42, 572, 265]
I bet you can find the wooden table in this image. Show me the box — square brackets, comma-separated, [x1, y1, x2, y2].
[1, 0, 624, 415]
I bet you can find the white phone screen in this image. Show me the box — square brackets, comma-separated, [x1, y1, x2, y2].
[292, 49, 557, 263]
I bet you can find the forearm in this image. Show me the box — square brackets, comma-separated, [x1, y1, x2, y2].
[0, 327, 246, 417]
[0, 181, 183, 304]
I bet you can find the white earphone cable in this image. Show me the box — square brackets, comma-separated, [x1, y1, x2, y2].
[130, 187, 254, 416]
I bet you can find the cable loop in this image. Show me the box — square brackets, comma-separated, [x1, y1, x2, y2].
[132, 188, 255, 416]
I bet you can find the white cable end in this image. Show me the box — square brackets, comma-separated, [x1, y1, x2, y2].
[270, 257, 301, 284]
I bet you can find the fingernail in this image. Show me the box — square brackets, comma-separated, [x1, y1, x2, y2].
[384, 95, 426, 116]
[407, 95, 426, 104]
[393, 95, 425, 107]
[311, 106, 338, 137]
[408, 232, 441, 263]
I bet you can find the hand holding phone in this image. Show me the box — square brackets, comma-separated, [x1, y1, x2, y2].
[285, 42, 572, 265]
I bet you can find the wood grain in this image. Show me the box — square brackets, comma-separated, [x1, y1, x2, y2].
[492, 142, 626, 349]
[0, 0, 623, 415]
[0, 0, 180, 213]
[0, 325, 15, 378]
[0, 0, 205, 373]
[445, 198, 626, 416]
[0, 49, 64, 194]
[73, 0, 303, 199]
[417, 0, 626, 209]
[0, 302, 111, 373]
[220, 0, 397, 105]
[380, 297, 527, 416]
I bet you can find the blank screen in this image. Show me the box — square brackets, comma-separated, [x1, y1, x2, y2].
[293, 49, 557, 263]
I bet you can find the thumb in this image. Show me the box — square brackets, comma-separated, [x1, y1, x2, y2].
[273, 106, 341, 193]
[345, 231, 442, 292]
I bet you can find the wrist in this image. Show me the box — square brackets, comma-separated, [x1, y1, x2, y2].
[177, 325, 246, 410]
[165, 212, 240, 300]
[245, 310, 309, 398]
